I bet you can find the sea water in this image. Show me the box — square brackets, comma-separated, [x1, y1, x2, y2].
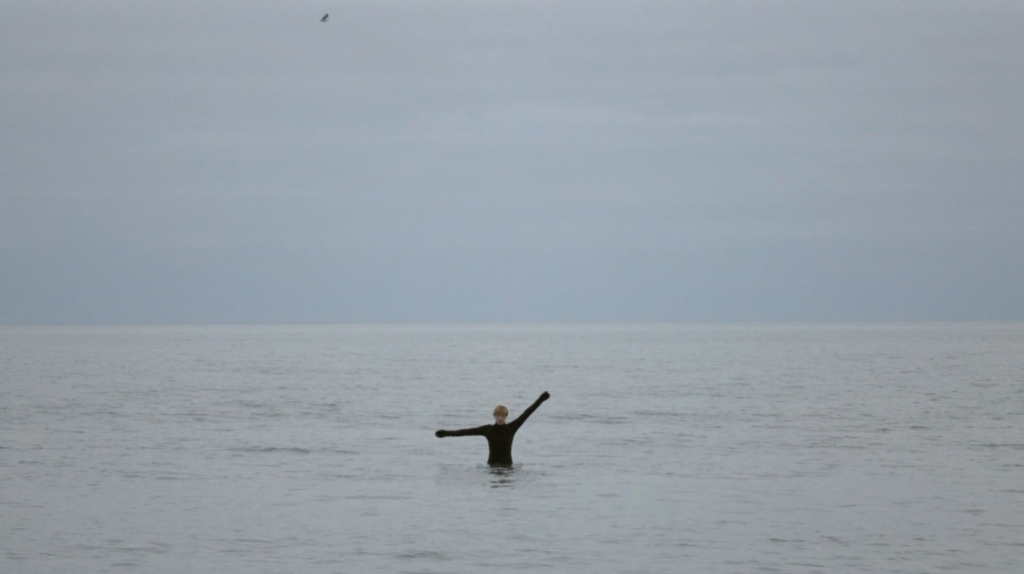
[2, 323, 1022, 573]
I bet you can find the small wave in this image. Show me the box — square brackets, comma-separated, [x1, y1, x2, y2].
[228, 445, 359, 455]
[397, 549, 448, 560]
[344, 494, 414, 501]
[563, 414, 629, 424]
[230, 446, 311, 454]
[633, 409, 683, 418]
[321, 447, 359, 455]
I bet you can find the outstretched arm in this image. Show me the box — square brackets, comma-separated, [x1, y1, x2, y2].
[435, 425, 489, 438]
[509, 391, 550, 430]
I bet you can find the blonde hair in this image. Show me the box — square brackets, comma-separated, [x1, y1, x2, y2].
[493, 405, 508, 417]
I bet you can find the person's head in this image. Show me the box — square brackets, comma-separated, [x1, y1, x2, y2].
[493, 405, 508, 425]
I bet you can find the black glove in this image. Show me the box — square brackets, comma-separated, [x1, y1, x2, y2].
[540, 391, 550, 401]
[435, 430, 448, 438]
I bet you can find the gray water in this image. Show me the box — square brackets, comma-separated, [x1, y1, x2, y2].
[2, 323, 1022, 574]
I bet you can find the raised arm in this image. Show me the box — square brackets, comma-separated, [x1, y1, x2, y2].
[435, 425, 489, 438]
[509, 391, 550, 430]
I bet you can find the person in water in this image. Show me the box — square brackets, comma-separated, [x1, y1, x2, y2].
[435, 391, 550, 466]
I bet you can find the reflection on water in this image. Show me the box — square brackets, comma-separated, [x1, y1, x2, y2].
[435, 463, 546, 492]
[488, 464, 517, 489]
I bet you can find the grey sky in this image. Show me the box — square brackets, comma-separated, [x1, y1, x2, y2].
[2, 0, 1022, 323]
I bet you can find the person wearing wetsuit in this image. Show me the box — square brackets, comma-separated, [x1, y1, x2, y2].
[435, 391, 550, 466]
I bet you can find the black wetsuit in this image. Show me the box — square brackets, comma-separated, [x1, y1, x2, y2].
[436, 392, 549, 466]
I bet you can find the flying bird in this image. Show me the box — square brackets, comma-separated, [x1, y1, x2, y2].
[321, 13, 329, 22]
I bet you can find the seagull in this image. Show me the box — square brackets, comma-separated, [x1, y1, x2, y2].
[321, 13, 329, 22]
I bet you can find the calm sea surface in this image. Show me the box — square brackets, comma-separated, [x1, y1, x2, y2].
[2, 323, 1022, 573]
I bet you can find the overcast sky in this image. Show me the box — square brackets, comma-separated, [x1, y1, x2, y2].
[1, 0, 1022, 323]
